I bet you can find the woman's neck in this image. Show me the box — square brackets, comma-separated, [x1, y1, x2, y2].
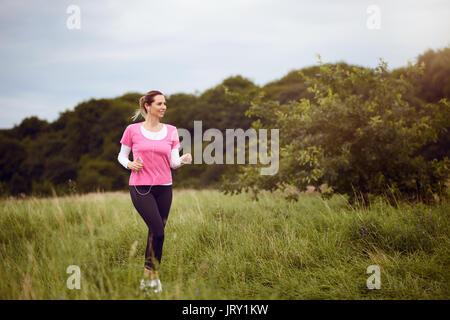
[143, 117, 162, 131]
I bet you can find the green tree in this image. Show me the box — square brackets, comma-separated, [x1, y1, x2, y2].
[262, 65, 321, 105]
[416, 47, 450, 103]
[221, 57, 449, 205]
[0, 135, 27, 182]
[10, 116, 49, 140]
[42, 155, 78, 186]
[77, 157, 125, 193]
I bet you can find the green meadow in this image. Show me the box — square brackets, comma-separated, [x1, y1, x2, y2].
[0, 189, 448, 299]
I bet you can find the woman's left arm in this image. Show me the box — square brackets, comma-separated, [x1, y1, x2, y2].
[170, 147, 182, 169]
[170, 147, 192, 169]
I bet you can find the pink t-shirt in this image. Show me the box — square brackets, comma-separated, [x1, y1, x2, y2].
[120, 122, 180, 185]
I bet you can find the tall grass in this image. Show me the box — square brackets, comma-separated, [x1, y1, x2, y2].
[0, 189, 448, 299]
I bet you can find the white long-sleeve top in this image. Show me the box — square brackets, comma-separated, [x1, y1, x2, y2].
[117, 144, 182, 168]
[117, 123, 183, 186]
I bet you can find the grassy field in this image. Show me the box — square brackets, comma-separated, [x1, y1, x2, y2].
[0, 188, 448, 300]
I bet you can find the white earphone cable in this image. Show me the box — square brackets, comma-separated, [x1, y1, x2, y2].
[133, 140, 160, 196]
[133, 105, 162, 196]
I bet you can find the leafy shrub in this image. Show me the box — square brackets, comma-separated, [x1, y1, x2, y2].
[221, 57, 450, 205]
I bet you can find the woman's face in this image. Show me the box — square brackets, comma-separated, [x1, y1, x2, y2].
[146, 94, 166, 118]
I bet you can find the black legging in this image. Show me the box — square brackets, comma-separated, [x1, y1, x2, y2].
[129, 185, 172, 271]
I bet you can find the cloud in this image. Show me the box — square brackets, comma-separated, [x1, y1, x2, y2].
[0, 0, 449, 128]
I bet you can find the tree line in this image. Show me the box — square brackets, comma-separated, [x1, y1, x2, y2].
[0, 47, 449, 204]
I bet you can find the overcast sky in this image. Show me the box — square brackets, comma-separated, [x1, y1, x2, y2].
[0, 0, 449, 129]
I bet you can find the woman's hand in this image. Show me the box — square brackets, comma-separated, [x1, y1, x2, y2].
[180, 153, 192, 164]
[127, 157, 144, 172]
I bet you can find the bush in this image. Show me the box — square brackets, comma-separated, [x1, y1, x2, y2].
[31, 179, 55, 197]
[221, 57, 450, 205]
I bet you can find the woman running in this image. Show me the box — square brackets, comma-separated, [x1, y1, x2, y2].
[117, 90, 192, 294]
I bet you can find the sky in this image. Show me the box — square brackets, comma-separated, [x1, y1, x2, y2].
[0, 0, 449, 129]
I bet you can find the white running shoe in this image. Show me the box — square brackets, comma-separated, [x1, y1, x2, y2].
[153, 279, 162, 293]
[140, 278, 162, 295]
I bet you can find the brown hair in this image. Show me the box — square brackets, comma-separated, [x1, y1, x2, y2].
[131, 90, 164, 121]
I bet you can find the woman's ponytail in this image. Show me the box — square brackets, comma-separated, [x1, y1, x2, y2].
[139, 96, 146, 109]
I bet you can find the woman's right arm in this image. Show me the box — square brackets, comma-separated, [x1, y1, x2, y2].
[117, 144, 131, 169]
[118, 144, 143, 172]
